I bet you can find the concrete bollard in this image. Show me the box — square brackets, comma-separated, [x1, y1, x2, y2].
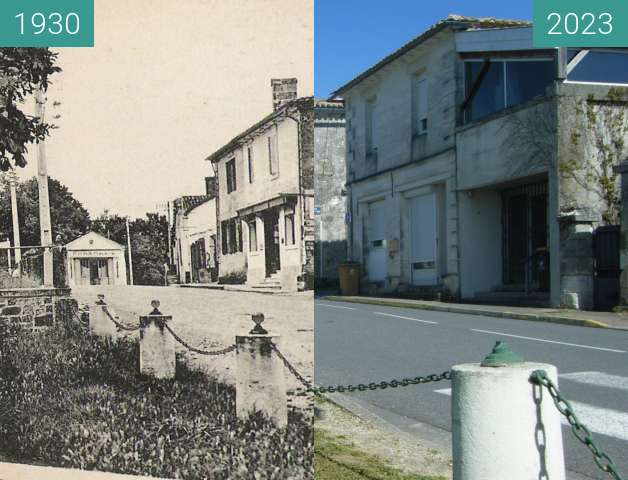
[452, 341, 565, 480]
[236, 313, 288, 428]
[88, 294, 117, 339]
[139, 300, 176, 379]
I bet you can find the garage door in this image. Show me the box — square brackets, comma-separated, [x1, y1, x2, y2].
[409, 193, 437, 286]
[367, 201, 387, 282]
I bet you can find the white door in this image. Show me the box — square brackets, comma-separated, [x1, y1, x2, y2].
[367, 201, 387, 281]
[409, 193, 437, 285]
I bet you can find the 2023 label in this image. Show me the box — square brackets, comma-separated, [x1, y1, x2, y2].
[534, 0, 628, 47]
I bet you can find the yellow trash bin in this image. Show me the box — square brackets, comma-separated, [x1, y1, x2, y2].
[338, 262, 360, 296]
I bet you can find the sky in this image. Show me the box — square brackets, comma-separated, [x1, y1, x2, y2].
[315, 0, 533, 99]
[16, 0, 313, 219]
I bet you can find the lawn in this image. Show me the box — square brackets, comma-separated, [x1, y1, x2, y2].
[315, 429, 446, 480]
[0, 319, 313, 479]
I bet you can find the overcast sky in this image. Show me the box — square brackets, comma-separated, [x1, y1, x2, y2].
[16, 0, 313, 219]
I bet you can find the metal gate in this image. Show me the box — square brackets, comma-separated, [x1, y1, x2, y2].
[593, 225, 620, 311]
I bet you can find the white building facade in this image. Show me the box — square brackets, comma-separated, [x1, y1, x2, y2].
[65, 232, 127, 287]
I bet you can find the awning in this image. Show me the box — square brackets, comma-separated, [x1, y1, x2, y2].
[237, 194, 298, 218]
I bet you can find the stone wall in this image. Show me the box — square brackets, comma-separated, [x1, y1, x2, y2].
[0, 288, 71, 330]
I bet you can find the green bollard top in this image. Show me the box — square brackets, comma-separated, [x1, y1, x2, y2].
[481, 341, 524, 367]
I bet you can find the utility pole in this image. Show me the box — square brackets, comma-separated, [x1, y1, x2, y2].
[166, 201, 172, 265]
[35, 88, 53, 287]
[9, 169, 21, 267]
[126, 217, 134, 285]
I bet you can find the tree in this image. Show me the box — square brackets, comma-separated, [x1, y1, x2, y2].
[91, 212, 168, 286]
[0, 175, 90, 247]
[0, 48, 61, 171]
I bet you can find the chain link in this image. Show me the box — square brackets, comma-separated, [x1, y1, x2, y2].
[102, 306, 142, 332]
[270, 342, 451, 396]
[162, 323, 237, 356]
[530, 370, 624, 480]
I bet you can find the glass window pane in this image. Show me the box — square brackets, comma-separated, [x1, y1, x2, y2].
[506, 60, 554, 107]
[465, 61, 505, 122]
[568, 51, 628, 84]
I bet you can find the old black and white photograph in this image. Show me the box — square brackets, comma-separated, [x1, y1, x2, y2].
[0, 1, 314, 479]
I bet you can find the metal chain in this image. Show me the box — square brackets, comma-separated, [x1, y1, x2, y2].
[270, 342, 451, 396]
[530, 370, 624, 480]
[162, 323, 237, 356]
[102, 306, 142, 332]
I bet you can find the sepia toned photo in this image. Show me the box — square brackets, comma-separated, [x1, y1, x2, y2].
[0, 1, 314, 479]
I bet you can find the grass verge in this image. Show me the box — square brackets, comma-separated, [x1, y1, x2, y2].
[315, 429, 445, 480]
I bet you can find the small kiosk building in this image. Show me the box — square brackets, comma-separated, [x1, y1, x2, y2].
[65, 232, 128, 286]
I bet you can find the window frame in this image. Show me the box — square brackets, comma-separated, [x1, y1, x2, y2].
[463, 57, 554, 124]
[226, 158, 237, 193]
[247, 146, 254, 183]
[284, 213, 296, 246]
[413, 74, 428, 136]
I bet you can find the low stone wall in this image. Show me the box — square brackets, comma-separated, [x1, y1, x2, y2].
[0, 287, 72, 330]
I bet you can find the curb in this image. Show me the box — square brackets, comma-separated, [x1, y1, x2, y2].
[323, 296, 610, 329]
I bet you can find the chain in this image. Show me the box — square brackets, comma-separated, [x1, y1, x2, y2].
[163, 323, 237, 356]
[102, 306, 142, 332]
[530, 370, 624, 480]
[270, 342, 451, 396]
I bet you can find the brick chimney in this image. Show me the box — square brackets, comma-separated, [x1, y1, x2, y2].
[205, 176, 217, 197]
[271, 78, 298, 111]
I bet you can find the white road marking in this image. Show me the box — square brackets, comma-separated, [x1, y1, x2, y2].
[315, 303, 356, 310]
[560, 371, 628, 392]
[433, 387, 628, 441]
[374, 312, 438, 325]
[471, 329, 626, 353]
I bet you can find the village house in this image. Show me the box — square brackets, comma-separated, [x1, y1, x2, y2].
[314, 99, 347, 286]
[207, 79, 314, 292]
[334, 15, 628, 309]
[171, 177, 217, 284]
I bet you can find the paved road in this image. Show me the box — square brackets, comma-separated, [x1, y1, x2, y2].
[315, 299, 628, 480]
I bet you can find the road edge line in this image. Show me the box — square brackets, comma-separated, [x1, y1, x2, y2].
[322, 296, 610, 330]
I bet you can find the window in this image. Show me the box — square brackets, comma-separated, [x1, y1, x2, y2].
[413, 75, 428, 135]
[285, 213, 295, 246]
[268, 135, 278, 175]
[247, 147, 254, 183]
[226, 159, 237, 193]
[248, 220, 257, 251]
[365, 98, 376, 155]
[464, 59, 554, 123]
[567, 50, 628, 85]
[221, 218, 243, 255]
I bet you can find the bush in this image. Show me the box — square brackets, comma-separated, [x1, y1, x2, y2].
[0, 325, 312, 479]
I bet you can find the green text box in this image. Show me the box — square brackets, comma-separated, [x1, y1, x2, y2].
[0, 0, 93, 47]
[534, 0, 628, 47]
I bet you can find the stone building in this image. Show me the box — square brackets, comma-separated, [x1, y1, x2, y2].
[314, 100, 346, 286]
[172, 178, 217, 284]
[65, 232, 128, 287]
[207, 79, 314, 292]
[334, 15, 628, 309]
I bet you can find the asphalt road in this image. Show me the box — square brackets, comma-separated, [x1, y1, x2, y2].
[315, 299, 628, 480]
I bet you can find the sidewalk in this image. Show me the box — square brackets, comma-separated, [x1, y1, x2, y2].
[0, 463, 168, 480]
[323, 295, 628, 330]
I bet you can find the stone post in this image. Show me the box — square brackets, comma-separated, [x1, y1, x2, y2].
[236, 313, 288, 427]
[614, 160, 628, 307]
[88, 294, 116, 339]
[452, 342, 565, 480]
[139, 300, 175, 379]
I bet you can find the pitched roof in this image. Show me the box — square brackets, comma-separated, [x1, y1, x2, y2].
[173, 195, 212, 216]
[205, 96, 314, 163]
[331, 14, 531, 97]
[65, 231, 125, 251]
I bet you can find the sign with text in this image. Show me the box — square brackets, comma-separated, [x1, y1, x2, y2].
[0, 0, 94, 47]
[534, 0, 628, 47]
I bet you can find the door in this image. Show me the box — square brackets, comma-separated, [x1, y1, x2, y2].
[264, 210, 281, 277]
[89, 260, 99, 285]
[408, 193, 437, 286]
[366, 201, 387, 282]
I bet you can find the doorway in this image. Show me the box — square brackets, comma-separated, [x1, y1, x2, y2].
[263, 209, 280, 277]
[502, 182, 548, 291]
[408, 193, 437, 286]
[366, 200, 387, 282]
